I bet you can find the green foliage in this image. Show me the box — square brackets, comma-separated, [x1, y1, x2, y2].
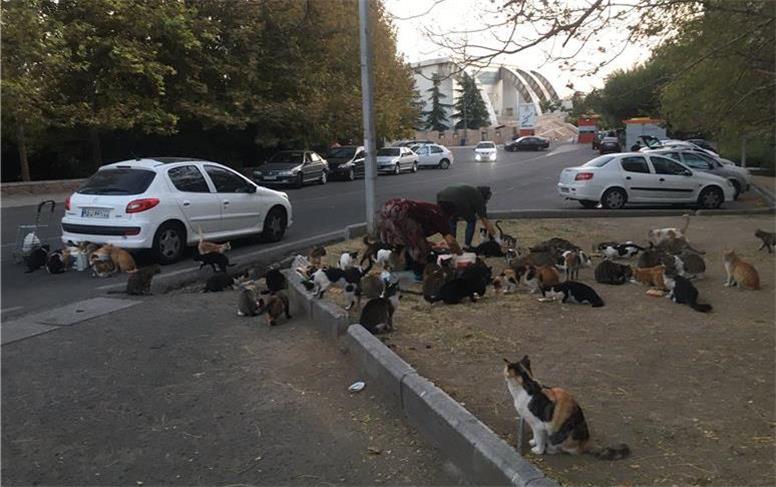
[453, 73, 490, 129]
[422, 73, 452, 132]
[586, 61, 668, 128]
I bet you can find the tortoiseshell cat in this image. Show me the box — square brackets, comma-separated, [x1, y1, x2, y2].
[504, 356, 630, 460]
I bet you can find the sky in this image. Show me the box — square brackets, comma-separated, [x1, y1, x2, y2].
[383, 0, 656, 98]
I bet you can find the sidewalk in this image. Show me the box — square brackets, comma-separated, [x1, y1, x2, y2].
[752, 174, 775, 204]
[1, 291, 457, 485]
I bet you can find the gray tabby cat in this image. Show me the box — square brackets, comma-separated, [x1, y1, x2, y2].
[673, 252, 706, 280]
[755, 229, 775, 253]
[237, 283, 261, 316]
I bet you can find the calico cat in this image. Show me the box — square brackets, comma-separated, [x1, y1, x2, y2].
[495, 220, 518, 249]
[24, 244, 50, 273]
[203, 272, 236, 292]
[359, 282, 400, 334]
[662, 265, 712, 312]
[197, 226, 231, 254]
[515, 265, 556, 294]
[91, 257, 116, 278]
[673, 252, 705, 280]
[339, 251, 359, 269]
[264, 268, 287, 294]
[259, 292, 291, 326]
[493, 268, 519, 294]
[563, 250, 581, 281]
[631, 266, 666, 289]
[723, 250, 760, 290]
[637, 248, 670, 268]
[594, 260, 632, 285]
[504, 356, 629, 459]
[648, 214, 690, 245]
[45, 249, 70, 274]
[236, 283, 261, 316]
[108, 264, 161, 295]
[541, 282, 604, 307]
[755, 229, 775, 253]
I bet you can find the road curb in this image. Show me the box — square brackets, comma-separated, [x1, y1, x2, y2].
[346, 324, 556, 487]
[750, 181, 775, 207]
[489, 207, 775, 219]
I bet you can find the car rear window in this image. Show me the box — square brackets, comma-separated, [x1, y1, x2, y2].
[378, 148, 400, 156]
[583, 155, 614, 168]
[78, 168, 156, 195]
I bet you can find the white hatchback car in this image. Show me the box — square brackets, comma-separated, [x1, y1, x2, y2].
[474, 141, 497, 161]
[62, 157, 293, 263]
[410, 143, 454, 169]
[557, 153, 735, 209]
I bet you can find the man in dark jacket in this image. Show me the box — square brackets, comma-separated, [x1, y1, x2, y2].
[436, 184, 497, 248]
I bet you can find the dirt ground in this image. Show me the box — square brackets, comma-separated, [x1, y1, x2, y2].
[321, 215, 776, 486]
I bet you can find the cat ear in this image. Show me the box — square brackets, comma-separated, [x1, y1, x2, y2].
[520, 355, 531, 371]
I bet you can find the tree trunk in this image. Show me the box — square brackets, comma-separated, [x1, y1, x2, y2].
[16, 122, 30, 182]
[89, 126, 102, 169]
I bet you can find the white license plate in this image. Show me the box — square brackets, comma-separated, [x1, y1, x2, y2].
[560, 187, 570, 193]
[82, 208, 110, 218]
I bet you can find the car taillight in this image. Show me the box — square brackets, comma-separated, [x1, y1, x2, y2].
[65, 194, 72, 211]
[575, 172, 594, 181]
[126, 198, 160, 213]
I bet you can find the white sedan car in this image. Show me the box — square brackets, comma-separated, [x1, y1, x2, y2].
[376, 147, 419, 174]
[410, 143, 454, 169]
[474, 141, 497, 161]
[557, 153, 735, 209]
[62, 157, 293, 263]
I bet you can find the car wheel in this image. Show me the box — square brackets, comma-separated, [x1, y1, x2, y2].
[730, 180, 741, 200]
[601, 188, 627, 209]
[439, 159, 450, 170]
[153, 222, 185, 264]
[347, 168, 355, 181]
[698, 186, 723, 209]
[295, 173, 304, 189]
[318, 170, 327, 185]
[261, 206, 287, 242]
[393, 165, 400, 175]
[411, 162, 418, 173]
[579, 200, 598, 209]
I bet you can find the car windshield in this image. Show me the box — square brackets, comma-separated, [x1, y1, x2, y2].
[78, 168, 156, 195]
[477, 142, 495, 149]
[327, 147, 356, 158]
[268, 151, 303, 164]
[582, 155, 615, 168]
[378, 148, 400, 156]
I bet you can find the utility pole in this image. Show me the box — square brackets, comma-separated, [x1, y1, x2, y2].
[462, 78, 467, 145]
[359, 0, 377, 235]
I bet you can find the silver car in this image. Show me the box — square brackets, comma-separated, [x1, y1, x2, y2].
[645, 149, 751, 199]
[376, 147, 419, 175]
[410, 143, 454, 169]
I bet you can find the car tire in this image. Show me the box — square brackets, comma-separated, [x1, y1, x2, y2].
[295, 173, 304, 189]
[579, 200, 598, 209]
[393, 165, 400, 175]
[601, 188, 627, 209]
[411, 162, 418, 173]
[346, 168, 355, 181]
[261, 206, 287, 242]
[730, 180, 741, 200]
[318, 170, 327, 185]
[698, 186, 723, 209]
[153, 221, 185, 264]
[439, 159, 450, 170]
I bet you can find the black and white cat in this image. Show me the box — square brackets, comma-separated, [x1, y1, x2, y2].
[598, 241, 644, 259]
[310, 260, 372, 300]
[662, 266, 712, 313]
[429, 261, 491, 304]
[541, 282, 604, 307]
[339, 251, 359, 269]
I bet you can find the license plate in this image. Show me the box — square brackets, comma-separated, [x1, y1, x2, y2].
[263, 175, 277, 180]
[81, 208, 110, 218]
[560, 187, 569, 193]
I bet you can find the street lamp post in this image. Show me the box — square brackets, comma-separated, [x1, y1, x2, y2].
[358, 0, 377, 235]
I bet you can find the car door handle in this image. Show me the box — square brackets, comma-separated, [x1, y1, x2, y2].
[223, 200, 230, 206]
[625, 176, 632, 180]
[659, 178, 665, 182]
[182, 200, 191, 207]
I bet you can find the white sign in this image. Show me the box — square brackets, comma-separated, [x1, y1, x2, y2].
[519, 103, 537, 128]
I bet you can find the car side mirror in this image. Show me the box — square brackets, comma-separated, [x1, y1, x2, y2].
[245, 184, 257, 193]
[683, 170, 692, 176]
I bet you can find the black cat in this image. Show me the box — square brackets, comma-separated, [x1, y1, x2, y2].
[24, 244, 50, 273]
[663, 267, 712, 313]
[194, 250, 235, 273]
[541, 282, 604, 307]
[594, 260, 632, 285]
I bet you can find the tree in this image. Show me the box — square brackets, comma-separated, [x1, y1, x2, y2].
[453, 73, 489, 129]
[591, 60, 667, 127]
[409, 82, 426, 130]
[423, 73, 452, 131]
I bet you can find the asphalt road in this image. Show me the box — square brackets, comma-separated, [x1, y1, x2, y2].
[0, 143, 761, 319]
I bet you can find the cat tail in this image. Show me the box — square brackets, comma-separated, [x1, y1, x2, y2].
[584, 442, 631, 461]
[495, 220, 505, 236]
[689, 299, 712, 313]
[591, 299, 605, 308]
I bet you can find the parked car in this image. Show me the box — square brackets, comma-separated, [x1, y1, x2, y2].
[505, 136, 550, 152]
[686, 138, 718, 153]
[474, 141, 498, 161]
[592, 131, 605, 150]
[410, 143, 454, 169]
[599, 136, 622, 154]
[645, 148, 751, 199]
[377, 147, 418, 174]
[392, 139, 433, 147]
[253, 150, 329, 188]
[326, 145, 365, 181]
[61, 157, 292, 264]
[557, 152, 734, 210]
[637, 136, 718, 158]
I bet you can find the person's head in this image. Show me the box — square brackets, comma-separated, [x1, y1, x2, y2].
[477, 186, 493, 202]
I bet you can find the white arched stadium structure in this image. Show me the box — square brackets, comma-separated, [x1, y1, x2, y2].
[412, 57, 561, 131]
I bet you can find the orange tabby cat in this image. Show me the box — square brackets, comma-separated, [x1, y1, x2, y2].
[631, 265, 665, 289]
[723, 250, 760, 290]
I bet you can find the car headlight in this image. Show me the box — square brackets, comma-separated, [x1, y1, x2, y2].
[475, 153, 482, 160]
